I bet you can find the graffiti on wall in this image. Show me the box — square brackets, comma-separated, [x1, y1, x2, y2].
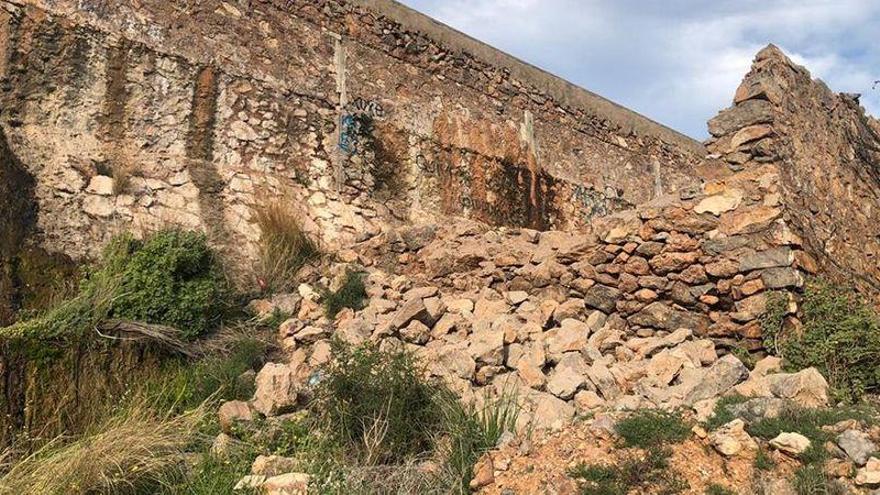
[338, 98, 385, 155]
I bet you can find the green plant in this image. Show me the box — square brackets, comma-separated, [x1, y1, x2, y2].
[311, 340, 443, 465]
[730, 345, 756, 370]
[321, 270, 368, 319]
[156, 450, 257, 495]
[793, 465, 847, 495]
[747, 404, 876, 465]
[0, 402, 205, 495]
[615, 409, 691, 448]
[706, 484, 737, 495]
[569, 448, 688, 495]
[253, 201, 321, 294]
[759, 291, 788, 353]
[769, 279, 880, 401]
[704, 394, 750, 431]
[437, 388, 520, 493]
[753, 448, 775, 471]
[92, 230, 230, 340]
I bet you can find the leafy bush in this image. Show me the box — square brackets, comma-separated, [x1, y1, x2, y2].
[753, 448, 775, 471]
[767, 279, 880, 401]
[311, 340, 443, 464]
[253, 202, 321, 293]
[91, 230, 230, 339]
[157, 450, 257, 495]
[615, 409, 691, 448]
[321, 270, 368, 319]
[569, 448, 688, 495]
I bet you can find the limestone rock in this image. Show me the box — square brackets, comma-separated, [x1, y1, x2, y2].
[769, 432, 811, 456]
[469, 453, 495, 490]
[837, 430, 877, 466]
[251, 455, 299, 477]
[253, 363, 300, 417]
[766, 368, 829, 407]
[262, 472, 311, 495]
[856, 457, 880, 486]
[683, 354, 748, 405]
[219, 400, 254, 433]
[710, 419, 756, 457]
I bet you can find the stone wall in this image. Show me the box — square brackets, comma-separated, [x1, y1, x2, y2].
[260, 162, 813, 427]
[0, 0, 706, 272]
[706, 45, 880, 305]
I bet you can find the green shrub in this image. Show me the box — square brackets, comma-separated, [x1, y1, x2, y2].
[311, 340, 443, 464]
[615, 409, 691, 448]
[569, 448, 688, 495]
[753, 448, 775, 471]
[253, 202, 321, 294]
[91, 230, 230, 339]
[766, 279, 880, 401]
[704, 394, 750, 431]
[793, 465, 847, 495]
[437, 388, 519, 493]
[321, 270, 367, 319]
[706, 484, 737, 495]
[156, 450, 257, 495]
[747, 404, 875, 465]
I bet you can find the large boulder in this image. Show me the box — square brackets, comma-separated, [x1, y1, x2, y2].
[683, 355, 749, 405]
[252, 363, 300, 417]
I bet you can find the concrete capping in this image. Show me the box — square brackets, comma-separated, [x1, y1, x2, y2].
[352, 0, 707, 156]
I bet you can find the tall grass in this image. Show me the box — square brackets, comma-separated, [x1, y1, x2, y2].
[0, 402, 205, 495]
[253, 202, 321, 294]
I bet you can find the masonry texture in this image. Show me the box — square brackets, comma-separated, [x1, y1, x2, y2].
[0, 0, 708, 272]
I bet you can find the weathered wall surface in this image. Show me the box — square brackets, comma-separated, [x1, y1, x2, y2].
[706, 45, 880, 305]
[0, 0, 706, 271]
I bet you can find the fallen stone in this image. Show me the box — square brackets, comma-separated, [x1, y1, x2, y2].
[837, 430, 877, 466]
[251, 455, 299, 477]
[583, 284, 620, 313]
[766, 368, 829, 407]
[769, 432, 811, 456]
[252, 363, 300, 417]
[469, 453, 495, 490]
[856, 457, 880, 486]
[710, 419, 756, 457]
[683, 354, 749, 405]
[219, 401, 254, 433]
[262, 472, 311, 495]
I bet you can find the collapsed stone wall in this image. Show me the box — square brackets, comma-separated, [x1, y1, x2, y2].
[0, 0, 706, 273]
[706, 45, 880, 305]
[252, 160, 818, 428]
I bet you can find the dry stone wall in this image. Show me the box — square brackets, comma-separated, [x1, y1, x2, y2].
[247, 160, 820, 428]
[0, 0, 706, 272]
[707, 45, 880, 305]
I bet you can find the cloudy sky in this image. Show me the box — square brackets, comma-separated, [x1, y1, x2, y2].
[400, 0, 880, 139]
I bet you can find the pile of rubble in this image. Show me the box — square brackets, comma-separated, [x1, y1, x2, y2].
[231, 159, 825, 433]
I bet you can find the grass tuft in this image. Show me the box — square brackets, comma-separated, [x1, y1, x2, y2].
[253, 201, 321, 294]
[321, 270, 368, 319]
[0, 402, 205, 495]
[615, 409, 691, 448]
[569, 448, 688, 495]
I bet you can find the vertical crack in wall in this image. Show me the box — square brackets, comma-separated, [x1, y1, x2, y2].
[185, 66, 231, 249]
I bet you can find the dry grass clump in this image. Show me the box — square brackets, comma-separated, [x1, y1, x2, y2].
[0, 402, 204, 495]
[253, 201, 321, 293]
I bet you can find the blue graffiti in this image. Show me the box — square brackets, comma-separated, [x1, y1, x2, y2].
[338, 114, 359, 154]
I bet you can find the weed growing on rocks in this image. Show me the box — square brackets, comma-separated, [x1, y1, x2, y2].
[253, 201, 321, 294]
[705, 483, 737, 495]
[321, 270, 367, 319]
[615, 409, 691, 448]
[569, 447, 688, 495]
[793, 465, 847, 495]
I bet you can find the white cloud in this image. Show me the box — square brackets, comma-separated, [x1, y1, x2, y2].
[401, 0, 880, 137]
